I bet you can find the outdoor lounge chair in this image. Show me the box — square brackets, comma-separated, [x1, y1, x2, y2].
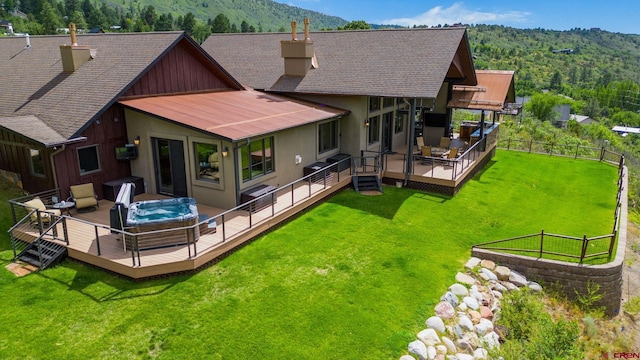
[420, 146, 432, 164]
[70, 183, 99, 212]
[442, 147, 459, 166]
[23, 197, 61, 225]
[439, 136, 451, 149]
[415, 137, 425, 153]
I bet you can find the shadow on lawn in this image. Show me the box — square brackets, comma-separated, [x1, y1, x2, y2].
[470, 159, 497, 183]
[329, 187, 421, 219]
[35, 260, 189, 302]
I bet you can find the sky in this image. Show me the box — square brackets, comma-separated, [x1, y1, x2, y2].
[284, 0, 639, 35]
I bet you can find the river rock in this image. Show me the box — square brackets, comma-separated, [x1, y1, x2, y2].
[491, 282, 508, 293]
[455, 272, 477, 286]
[456, 339, 473, 353]
[458, 314, 474, 331]
[418, 328, 441, 346]
[475, 318, 494, 336]
[501, 281, 518, 291]
[494, 265, 510, 281]
[409, 340, 428, 360]
[399, 356, 416, 360]
[464, 257, 481, 269]
[435, 301, 455, 319]
[449, 283, 469, 297]
[427, 346, 437, 360]
[480, 268, 498, 281]
[508, 270, 528, 287]
[473, 348, 488, 359]
[463, 296, 480, 310]
[462, 332, 479, 349]
[456, 354, 474, 360]
[453, 324, 464, 339]
[442, 336, 457, 353]
[441, 291, 459, 307]
[480, 306, 493, 320]
[458, 302, 468, 311]
[482, 332, 500, 350]
[426, 316, 446, 334]
[528, 281, 543, 292]
[491, 290, 503, 299]
[468, 310, 481, 324]
[479, 259, 495, 270]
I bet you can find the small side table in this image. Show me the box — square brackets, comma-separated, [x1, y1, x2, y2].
[53, 201, 76, 216]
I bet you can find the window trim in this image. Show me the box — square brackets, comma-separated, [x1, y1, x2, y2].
[77, 145, 101, 176]
[28, 148, 46, 178]
[241, 136, 275, 183]
[318, 118, 339, 155]
[368, 115, 380, 145]
[193, 142, 221, 184]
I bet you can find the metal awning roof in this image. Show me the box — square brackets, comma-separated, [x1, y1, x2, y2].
[448, 70, 516, 112]
[119, 89, 349, 141]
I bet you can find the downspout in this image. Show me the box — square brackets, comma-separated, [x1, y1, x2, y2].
[233, 141, 241, 206]
[405, 98, 417, 185]
[49, 145, 66, 190]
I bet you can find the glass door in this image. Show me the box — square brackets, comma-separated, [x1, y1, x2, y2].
[152, 138, 187, 197]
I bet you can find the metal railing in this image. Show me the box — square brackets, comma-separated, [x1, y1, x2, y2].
[8, 156, 353, 268]
[498, 137, 624, 165]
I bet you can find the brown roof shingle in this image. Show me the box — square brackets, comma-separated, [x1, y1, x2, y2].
[202, 27, 476, 99]
[0, 32, 187, 143]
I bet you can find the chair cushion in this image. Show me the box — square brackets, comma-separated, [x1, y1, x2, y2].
[71, 183, 95, 199]
[25, 198, 61, 222]
[76, 197, 98, 209]
[24, 198, 46, 211]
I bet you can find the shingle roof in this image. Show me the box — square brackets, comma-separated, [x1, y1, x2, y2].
[0, 32, 187, 144]
[202, 27, 476, 99]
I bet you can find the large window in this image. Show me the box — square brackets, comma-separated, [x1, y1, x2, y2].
[383, 97, 395, 108]
[318, 119, 339, 154]
[29, 149, 45, 177]
[77, 145, 100, 175]
[241, 137, 274, 182]
[368, 115, 380, 145]
[194, 142, 220, 183]
[394, 112, 405, 134]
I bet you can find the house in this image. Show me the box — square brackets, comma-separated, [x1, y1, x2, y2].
[570, 114, 597, 125]
[612, 126, 640, 136]
[202, 22, 485, 191]
[0, 20, 13, 34]
[0, 28, 347, 210]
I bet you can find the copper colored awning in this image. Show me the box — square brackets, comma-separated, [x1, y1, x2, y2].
[448, 70, 516, 111]
[119, 89, 349, 141]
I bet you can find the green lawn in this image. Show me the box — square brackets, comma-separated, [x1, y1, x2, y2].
[0, 150, 618, 359]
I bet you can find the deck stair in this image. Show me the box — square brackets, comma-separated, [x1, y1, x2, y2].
[352, 155, 383, 193]
[16, 239, 68, 269]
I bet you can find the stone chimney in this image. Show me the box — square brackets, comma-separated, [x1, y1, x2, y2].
[280, 18, 316, 77]
[59, 23, 93, 72]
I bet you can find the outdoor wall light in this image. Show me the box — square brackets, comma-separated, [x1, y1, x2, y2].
[364, 119, 370, 127]
[222, 146, 229, 157]
[133, 136, 140, 146]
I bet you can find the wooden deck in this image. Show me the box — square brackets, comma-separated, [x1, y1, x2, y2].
[12, 172, 352, 279]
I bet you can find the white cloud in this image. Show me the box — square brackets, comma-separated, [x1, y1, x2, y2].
[380, 3, 530, 27]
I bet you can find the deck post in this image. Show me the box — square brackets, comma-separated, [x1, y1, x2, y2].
[94, 225, 101, 256]
[221, 214, 226, 243]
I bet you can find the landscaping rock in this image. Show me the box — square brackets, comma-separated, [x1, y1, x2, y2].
[473, 348, 488, 359]
[458, 314, 474, 331]
[442, 336, 457, 353]
[494, 265, 510, 281]
[475, 318, 494, 336]
[480, 259, 495, 270]
[426, 316, 446, 334]
[453, 324, 464, 339]
[464, 257, 481, 269]
[463, 296, 480, 310]
[469, 289, 483, 303]
[458, 302, 468, 311]
[501, 281, 518, 291]
[409, 340, 428, 360]
[427, 345, 437, 360]
[435, 301, 455, 319]
[491, 282, 508, 293]
[528, 281, 543, 292]
[456, 339, 474, 353]
[508, 270, 528, 287]
[480, 306, 493, 320]
[482, 332, 500, 350]
[418, 328, 441, 346]
[480, 268, 498, 281]
[455, 272, 477, 286]
[456, 354, 474, 360]
[468, 310, 481, 324]
[491, 290, 503, 299]
[441, 291, 459, 307]
[400, 355, 416, 360]
[462, 332, 479, 349]
[449, 283, 469, 297]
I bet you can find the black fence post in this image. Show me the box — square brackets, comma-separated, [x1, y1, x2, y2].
[580, 234, 588, 264]
[539, 229, 544, 258]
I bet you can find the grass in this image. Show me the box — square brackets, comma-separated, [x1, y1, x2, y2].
[0, 150, 619, 359]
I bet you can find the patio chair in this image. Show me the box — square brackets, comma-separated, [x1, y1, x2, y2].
[24, 197, 61, 225]
[70, 183, 99, 212]
[442, 147, 459, 167]
[420, 146, 432, 164]
[439, 136, 451, 149]
[415, 137, 425, 153]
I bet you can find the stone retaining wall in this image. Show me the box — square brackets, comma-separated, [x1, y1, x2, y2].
[472, 165, 628, 318]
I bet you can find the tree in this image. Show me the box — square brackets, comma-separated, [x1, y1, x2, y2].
[191, 21, 211, 43]
[240, 20, 249, 33]
[155, 13, 174, 31]
[181, 12, 196, 35]
[69, 9, 87, 29]
[64, 0, 80, 15]
[210, 13, 230, 33]
[86, 6, 107, 29]
[549, 70, 562, 92]
[339, 20, 370, 30]
[141, 5, 157, 28]
[525, 93, 563, 122]
[38, 1, 61, 34]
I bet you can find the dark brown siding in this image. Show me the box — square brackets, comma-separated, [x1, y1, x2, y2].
[0, 128, 55, 193]
[124, 39, 235, 97]
[54, 105, 131, 200]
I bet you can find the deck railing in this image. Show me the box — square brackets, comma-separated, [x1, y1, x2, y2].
[473, 154, 625, 264]
[8, 156, 353, 268]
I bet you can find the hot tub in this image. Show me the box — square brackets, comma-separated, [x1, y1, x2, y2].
[125, 197, 199, 250]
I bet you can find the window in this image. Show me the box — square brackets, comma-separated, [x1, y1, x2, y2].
[383, 97, 395, 108]
[394, 112, 404, 134]
[369, 96, 381, 112]
[77, 145, 100, 175]
[29, 149, 45, 177]
[194, 142, 220, 183]
[368, 115, 380, 145]
[241, 137, 274, 182]
[318, 119, 339, 154]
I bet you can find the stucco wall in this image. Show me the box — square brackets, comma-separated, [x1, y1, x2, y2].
[472, 166, 628, 317]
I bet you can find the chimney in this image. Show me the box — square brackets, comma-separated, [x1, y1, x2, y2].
[280, 18, 315, 77]
[59, 23, 93, 72]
